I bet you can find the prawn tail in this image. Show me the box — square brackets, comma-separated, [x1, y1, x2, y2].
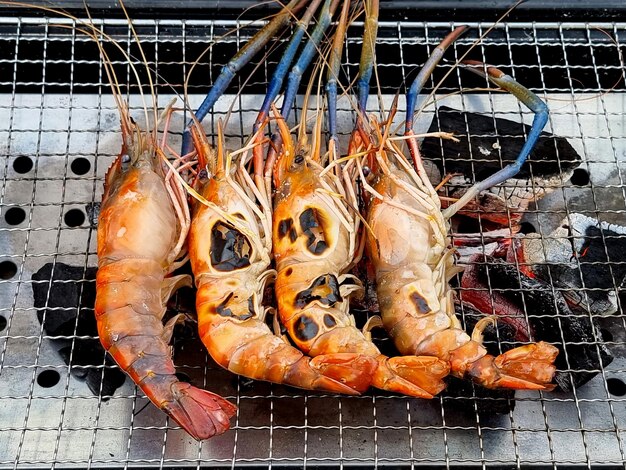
[103, 331, 236, 440]
[372, 355, 449, 398]
[163, 382, 237, 440]
[464, 341, 559, 391]
[448, 318, 559, 390]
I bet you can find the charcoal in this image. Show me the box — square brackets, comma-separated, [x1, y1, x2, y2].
[523, 216, 626, 316]
[31, 262, 126, 397]
[458, 302, 519, 355]
[422, 106, 581, 180]
[443, 302, 517, 414]
[59, 344, 126, 397]
[469, 256, 614, 392]
[31, 263, 97, 336]
[444, 376, 516, 415]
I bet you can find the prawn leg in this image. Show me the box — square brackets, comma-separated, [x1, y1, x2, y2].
[253, 0, 326, 183]
[253, 0, 325, 135]
[325, 0, 351, 147]
[355, 0, 379, 117]
[442, 61, 550, 219]
[404, 26, 467, 171]
[265, 0, 338, 177]
[404, 26, 468, 134]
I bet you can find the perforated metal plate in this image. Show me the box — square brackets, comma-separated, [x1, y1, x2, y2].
[1, 16, 625, 468]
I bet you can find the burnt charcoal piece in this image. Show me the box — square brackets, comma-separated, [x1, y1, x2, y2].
[31, 263, 97, 336]
[31, 262, 126, 397]
[422, 106, 581, 180]
[469, 256, 613, 392]
[58, 344, 126, 397]
[458, 302, 519, 355]
[443, 302, 517, 414]
[571, 225, 626, 312]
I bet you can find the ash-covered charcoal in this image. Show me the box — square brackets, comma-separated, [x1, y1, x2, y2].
[462, 255, 613, 392]
[421, 106, 581, 226]
[513, 214, 626, 317]
[31, 263, 126, 397]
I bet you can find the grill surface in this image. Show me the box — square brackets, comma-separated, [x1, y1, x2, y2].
[1, 14, 626, 468]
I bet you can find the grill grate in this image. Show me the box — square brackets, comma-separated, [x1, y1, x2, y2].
[1, 15, 626, 468]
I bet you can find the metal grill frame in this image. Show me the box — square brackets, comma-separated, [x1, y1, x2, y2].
[0, 15, 625, 469]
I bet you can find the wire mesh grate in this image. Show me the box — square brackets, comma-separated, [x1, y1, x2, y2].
[0, 15, 625, 468]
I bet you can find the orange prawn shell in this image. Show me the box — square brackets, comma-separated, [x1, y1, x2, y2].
[189, 176, 269, 362]
[272, 163, 348, 273]
[98, 157, 178, 267]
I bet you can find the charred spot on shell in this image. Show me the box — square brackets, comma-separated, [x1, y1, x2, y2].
[286, 267, 293, 276]
[215, 292, 234, 317]
[210, 221, 252, 272]
[214, 292, 254, 321]
[299, 208, 329, 255]
[323, 314, 337, 328]
[410, 290, 432, 315]
[278, 218, 298, 243]
[293, 314, 320, 342]
[294, 274, 342, 309]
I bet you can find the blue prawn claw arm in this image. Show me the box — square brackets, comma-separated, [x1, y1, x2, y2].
[442, 60, 549, 218]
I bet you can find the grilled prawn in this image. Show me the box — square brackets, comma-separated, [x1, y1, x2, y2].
[96, 105, 236, 440]
[364, 124, 558, 389]
[271, 112, 449, 397]
[188, 121, 372, 395]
